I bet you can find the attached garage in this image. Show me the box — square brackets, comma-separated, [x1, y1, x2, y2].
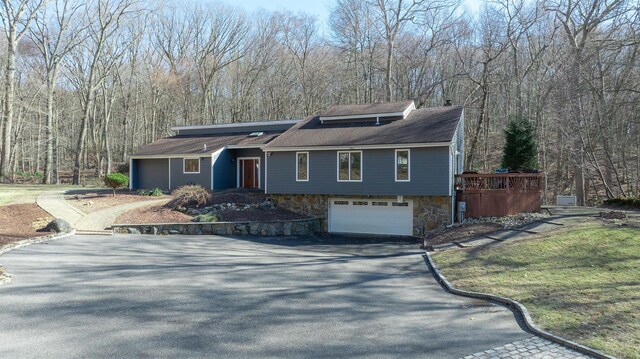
[328, 198, 413, 236]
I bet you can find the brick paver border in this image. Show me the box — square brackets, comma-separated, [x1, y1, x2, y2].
[424, 252, 613, 359]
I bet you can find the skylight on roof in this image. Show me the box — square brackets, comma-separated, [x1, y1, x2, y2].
[248, 132, 264, 137]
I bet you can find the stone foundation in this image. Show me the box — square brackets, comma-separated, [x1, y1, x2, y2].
[112, 218, 322, 237]
[268, 194, 452, 237]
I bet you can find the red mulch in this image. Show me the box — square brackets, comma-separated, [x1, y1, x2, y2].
[66, 190, 169, 213]
[427, 223, 502, 246]
[115, 205, 193, 224]
[0, 204, 53, 246]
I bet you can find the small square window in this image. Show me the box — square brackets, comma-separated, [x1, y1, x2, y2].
[184, 158, 200, 174]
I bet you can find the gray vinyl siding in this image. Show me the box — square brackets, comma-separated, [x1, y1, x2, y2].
[266, 147, 451, 196]
[169, 157, 212, 190]
[132, 159, 169, 190]
[177, 123, 295, 136]
[213, 149, 236, 190]
[234, 148, 265, 189]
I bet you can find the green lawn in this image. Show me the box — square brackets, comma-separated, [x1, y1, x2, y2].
[431, 224, 640, 359]
[0, 184, 90, 206]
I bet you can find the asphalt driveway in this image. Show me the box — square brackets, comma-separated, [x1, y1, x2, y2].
[0, 235, 530, 358]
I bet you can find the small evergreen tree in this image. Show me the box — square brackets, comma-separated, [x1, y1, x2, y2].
[105, 173, 129, 197]
[501, 116, 538, 171]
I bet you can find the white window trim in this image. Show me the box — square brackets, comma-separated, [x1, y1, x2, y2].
[183, 158, 201, 174]
[296, 152, 309, 182]
[336, 150, 363, 182]
[236, 157, 261, 188]
[395, 149, 410, 182]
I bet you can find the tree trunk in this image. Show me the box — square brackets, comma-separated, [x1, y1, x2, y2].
[0, 34, 16, 180]
[73, 94, 93, 185]
[43, 86, 55, 183]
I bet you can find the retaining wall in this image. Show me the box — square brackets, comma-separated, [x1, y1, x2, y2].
[112, 218, 322, 237]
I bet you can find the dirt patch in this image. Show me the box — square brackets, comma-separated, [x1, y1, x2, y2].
[66, 190, 169, 213]
[115, 205, 193, 224]
[427, 223, 502, 246]
[217, 208, 309, 222]
[0, 204, 53, 246]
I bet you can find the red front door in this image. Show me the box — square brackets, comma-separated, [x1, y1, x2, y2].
[240, 159, 258, 188]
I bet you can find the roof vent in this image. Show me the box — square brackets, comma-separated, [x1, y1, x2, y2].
[248, 132, 264, 137]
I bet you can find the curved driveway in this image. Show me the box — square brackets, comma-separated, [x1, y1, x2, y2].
[0, 235, 531, 358]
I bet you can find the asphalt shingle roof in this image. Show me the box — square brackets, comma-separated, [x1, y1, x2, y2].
[265, 105, 463, 148]
[131, 131, 282, 156]
[321, 100, 414, 117]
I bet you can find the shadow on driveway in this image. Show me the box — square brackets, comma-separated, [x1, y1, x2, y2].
[0, 234, 531, 358]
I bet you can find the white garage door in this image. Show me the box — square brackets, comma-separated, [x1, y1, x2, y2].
[329, 198, 413, 236]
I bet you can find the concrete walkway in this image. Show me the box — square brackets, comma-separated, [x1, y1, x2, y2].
[36, 191, 85, 225]
[74, 199, 168, 231]
[37, 191, 168, 232]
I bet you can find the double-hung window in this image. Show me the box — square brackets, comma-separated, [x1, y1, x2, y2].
[183, 158, 200, 174]
[395, 149, 410, 181]
[296, 152, 308, 181]
[337, 151, 362, 181]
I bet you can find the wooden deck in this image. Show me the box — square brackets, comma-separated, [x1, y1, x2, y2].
[456, 173, 544, 218]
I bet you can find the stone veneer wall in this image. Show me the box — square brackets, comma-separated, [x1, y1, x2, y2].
[268, 194, 452, 237]
[113, 218, 322, 237]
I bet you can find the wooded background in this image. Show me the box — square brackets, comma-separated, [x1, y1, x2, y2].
[0, 0, 638, 205]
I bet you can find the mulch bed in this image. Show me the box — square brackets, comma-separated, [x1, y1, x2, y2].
[0, 204, 53, 246]
[427, 223, 502, 246]
[208, 189, 266, 205]
[115, 205, 193, 224]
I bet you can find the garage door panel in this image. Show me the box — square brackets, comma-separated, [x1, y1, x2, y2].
[329, 199, 413, 236]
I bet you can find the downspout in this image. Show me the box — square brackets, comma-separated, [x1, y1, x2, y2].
[168, 158, 171, 191]
[129, 157, 133, 190]
[264, 150, 268, 194]
[450, 144, 456, 226]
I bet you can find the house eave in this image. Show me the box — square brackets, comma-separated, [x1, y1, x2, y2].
[265, 142, 452, 152]
[129, 154, 212, 159]
[171, 119, 301, 132]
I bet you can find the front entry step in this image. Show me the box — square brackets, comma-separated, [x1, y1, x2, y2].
[76, 230, 113, 236]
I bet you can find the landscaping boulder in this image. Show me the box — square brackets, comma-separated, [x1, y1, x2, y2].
[46, 219, 72, 233]
[600, 211, 626, 220]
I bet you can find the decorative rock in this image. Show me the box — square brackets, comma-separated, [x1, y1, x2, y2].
[45, 219, 72, 233]
[600, 211, 626, 219]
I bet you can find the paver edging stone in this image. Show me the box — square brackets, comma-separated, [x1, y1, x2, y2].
[423, 250, 615, 359]
[0, 230, 77, 286]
